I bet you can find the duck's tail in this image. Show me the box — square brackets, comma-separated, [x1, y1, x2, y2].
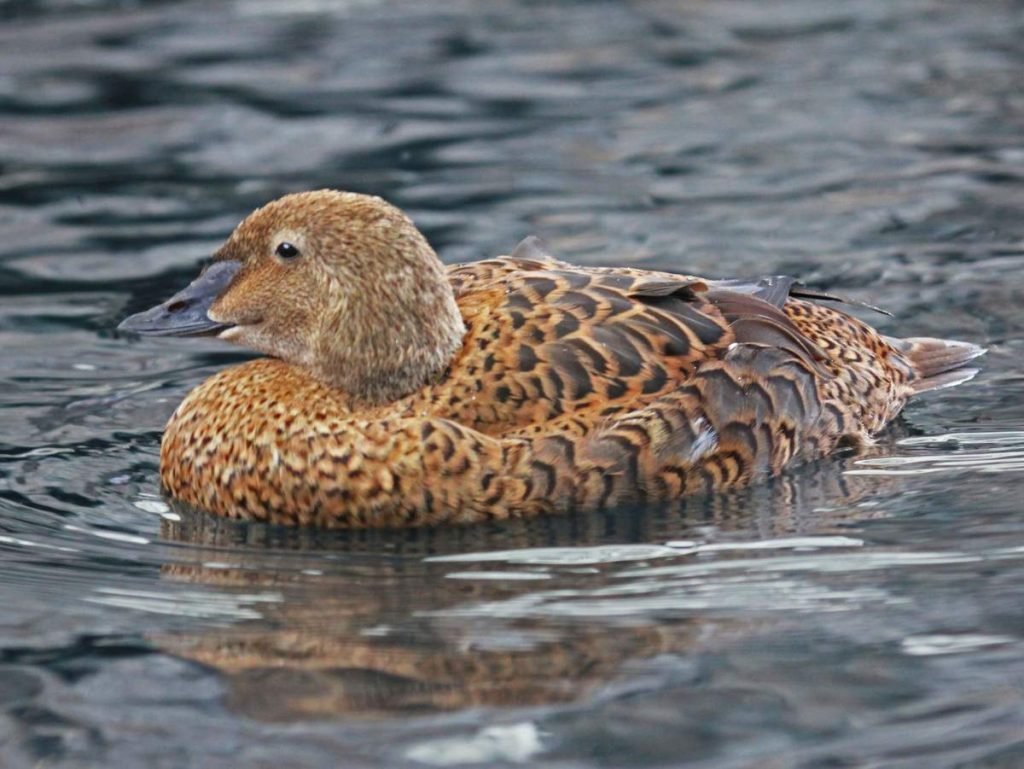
[886, 336, 986, 394]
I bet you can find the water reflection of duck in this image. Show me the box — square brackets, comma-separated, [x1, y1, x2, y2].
[120, 190, 983, 527]
[156, 466, 899, 721]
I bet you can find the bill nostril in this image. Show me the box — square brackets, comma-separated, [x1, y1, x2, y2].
[166, 298, 190, 313]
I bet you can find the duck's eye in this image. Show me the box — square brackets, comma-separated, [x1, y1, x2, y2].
[275, 242, 300, 260]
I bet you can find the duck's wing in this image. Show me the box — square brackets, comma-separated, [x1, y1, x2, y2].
[437, 257, 853, 439]
[437, 260, 733, 432]
[518, 339, 839, 511]
[369, 334, 840, 523]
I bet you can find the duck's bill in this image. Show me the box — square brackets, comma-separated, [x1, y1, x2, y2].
[118, 260, 242, 337]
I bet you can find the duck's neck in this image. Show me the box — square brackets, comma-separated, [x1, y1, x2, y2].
[311, 243, 467, 405]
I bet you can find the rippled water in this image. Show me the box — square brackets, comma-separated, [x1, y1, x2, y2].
[2, 1, 1023, 767]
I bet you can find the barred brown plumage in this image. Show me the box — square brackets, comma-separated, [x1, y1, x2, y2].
[118, 190, 985, 527]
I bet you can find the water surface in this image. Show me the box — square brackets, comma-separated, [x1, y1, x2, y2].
[1, 1, 1023, 767]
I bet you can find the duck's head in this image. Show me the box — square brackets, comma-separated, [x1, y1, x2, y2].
[119, 190, 466, 404]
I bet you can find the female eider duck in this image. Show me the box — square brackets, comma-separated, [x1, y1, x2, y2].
[120, 190, 983, 527]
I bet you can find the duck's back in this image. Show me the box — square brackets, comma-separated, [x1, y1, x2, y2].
[417, 250, 731, 436]
[416, 245, 904, 444]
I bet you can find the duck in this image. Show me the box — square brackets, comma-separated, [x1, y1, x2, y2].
[119, 189, 984, 527]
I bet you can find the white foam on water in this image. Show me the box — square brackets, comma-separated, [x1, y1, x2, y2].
[445, 570, 552, 581]
[404, 722, 543, 766]
[63, 524, 149, 545]
[849, 431, 1024, 476]
[426, 544, 680, 566]
[901, 633, 1017, 656]
[85, 586, 281, 620]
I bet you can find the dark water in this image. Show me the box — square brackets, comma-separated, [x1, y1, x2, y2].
[2, 0, 1023, 766]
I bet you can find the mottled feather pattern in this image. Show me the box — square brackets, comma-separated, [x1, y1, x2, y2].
[164, 251, 946, 527]
[131, 191, 982, 527]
